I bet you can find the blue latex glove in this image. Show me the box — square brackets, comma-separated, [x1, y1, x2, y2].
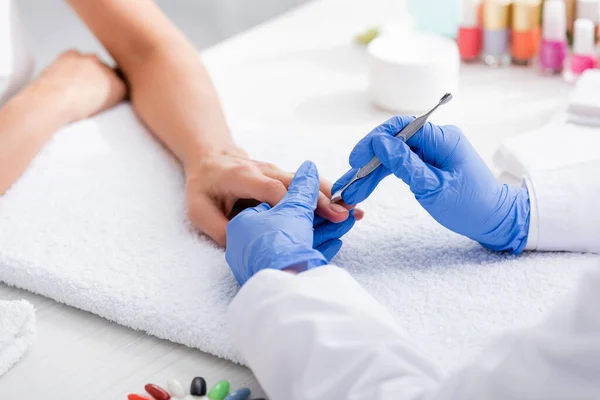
[227, 161, 337, 285]
[332, 116, 530, 254]
[313, 210, 356, 262]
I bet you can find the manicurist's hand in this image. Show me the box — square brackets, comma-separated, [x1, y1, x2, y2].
[226, 161, 354, 285]
[185, 151, 361, 247]
[332, 116, 531, 253]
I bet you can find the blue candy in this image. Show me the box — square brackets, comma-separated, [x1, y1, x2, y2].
[224, 387, 251, 400]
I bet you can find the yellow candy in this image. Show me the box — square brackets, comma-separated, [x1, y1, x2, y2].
[354, 27, 380, 45]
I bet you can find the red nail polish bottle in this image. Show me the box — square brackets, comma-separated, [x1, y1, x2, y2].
[458, 0, 483, 62]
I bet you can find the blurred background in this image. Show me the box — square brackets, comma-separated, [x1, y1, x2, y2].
[17, 0, 310, 72]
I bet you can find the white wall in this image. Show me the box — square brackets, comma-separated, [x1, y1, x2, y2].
[15, 0, 309, 72]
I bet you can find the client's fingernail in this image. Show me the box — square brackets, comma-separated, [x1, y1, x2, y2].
[329, 203, 349, 214]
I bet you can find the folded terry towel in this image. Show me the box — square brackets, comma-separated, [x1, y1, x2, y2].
[495, 69, 600, 179]
[494, 120, 600, 178]
[0, 300, 35, 377]
[0, 104, 598, 369]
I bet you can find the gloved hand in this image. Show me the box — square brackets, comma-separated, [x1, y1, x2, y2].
[332, 116, 530, 254]
[313, 211, 356, 262]
[227, 161, 354, 285]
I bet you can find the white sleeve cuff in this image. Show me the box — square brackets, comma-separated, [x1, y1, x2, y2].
[523, 161, 600, 254]
[523, 176, 539, 251]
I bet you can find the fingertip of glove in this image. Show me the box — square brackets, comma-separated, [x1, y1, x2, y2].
[298, 160, 318, 177]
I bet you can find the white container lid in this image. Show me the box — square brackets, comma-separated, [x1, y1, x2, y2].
[368, 33, 459, 113]
[543, 0, 567, 41]
[573, 18, 596, 54]
[577, 0, 599, 23]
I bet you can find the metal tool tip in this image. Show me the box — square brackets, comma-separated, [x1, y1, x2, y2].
[439, 93, 453, 105]
[330, 191, 343, 203]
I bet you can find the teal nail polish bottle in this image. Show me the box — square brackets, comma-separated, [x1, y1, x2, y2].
[406, 0, 461, 39]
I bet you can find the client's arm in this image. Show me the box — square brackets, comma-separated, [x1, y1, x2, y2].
[66, 0, 355, 246]
[0, 51, 126, 195]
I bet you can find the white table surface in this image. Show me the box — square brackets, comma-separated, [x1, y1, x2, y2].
[0, 0, 572, 399]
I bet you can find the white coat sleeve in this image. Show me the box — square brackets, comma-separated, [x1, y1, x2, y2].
[524, 160, 600, 253]
[228, 265, 600, 400]
[227, 265, 445, 400]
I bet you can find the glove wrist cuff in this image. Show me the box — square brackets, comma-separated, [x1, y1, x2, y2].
[252, 245, 327, 276]
[480, 185, 531, 254]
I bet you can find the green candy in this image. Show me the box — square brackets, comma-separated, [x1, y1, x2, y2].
[207, 380, 230, 400]
[354, 27, 380, 46]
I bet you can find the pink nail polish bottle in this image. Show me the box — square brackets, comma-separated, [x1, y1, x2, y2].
[567, 19, 598, 82]
[540, 0, 568, 74]
[576, 0, 600, 39]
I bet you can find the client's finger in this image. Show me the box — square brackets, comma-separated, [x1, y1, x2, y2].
[187, 195, 229, 247]
[222, 165, 288, 207]
[257, 162, 350, 222]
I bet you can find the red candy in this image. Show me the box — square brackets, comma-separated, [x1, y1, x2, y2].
[144, 384, 171, 400]
[128, 395, 151, 400]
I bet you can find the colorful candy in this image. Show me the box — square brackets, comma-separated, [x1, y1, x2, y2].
[207, 380, 230, 400]
[145, 383, 171, 400]
[128, 395, 152, 400]
[167, 379, 186, 398]
[190, 376, 207, 396]
[224, 388, 251, 400]
[128, 376, 264, 400]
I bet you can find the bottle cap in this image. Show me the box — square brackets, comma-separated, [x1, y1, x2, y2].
[573, 18, 596, 53]
[483, 0, 511, 29]
[543, 0, 567, 40]
[513, 0, 542, 31]
[577, 0, 599, 23]
[462, 0, 482, 27]
[483, 0, 512, 30]
[566, 0, 577, 31]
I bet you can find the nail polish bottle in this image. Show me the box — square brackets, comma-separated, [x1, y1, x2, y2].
[540, 0, 568, 74]
[407, 0, 461, 39]
[458, 0, 483, 61]
[567, 19, 598, 81]
[576, 0, 600, 39]
[566, 0, 577, 35]
[482, 0, 512, 66]
[512, 0, 543, 65]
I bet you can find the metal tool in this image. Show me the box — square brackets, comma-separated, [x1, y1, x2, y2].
[331, 93, 453, 203]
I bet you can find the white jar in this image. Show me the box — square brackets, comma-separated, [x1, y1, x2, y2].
[0, 0, 35, 106]
[367, 33, 459, 114]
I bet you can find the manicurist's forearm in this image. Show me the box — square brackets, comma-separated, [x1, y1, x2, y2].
[0, 81, 74, 194]
[524, 162, 600, 254]
[228, 266, 444, 400]
[67, 0, 235, 166]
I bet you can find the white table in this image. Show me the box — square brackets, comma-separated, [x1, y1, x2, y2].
[0, 0, 572, 398]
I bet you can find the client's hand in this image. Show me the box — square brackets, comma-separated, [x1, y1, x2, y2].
[332, 116, 530, 253]
[185, 150, 362, 247]
[36, 50, 127, 122]
[226, 161, 332, 285]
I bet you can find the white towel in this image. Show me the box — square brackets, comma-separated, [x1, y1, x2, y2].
[0, 300, 35, 377]
[494, 70, 600, 179]
[0, 104, 598, 369]
[494, 120, 600, 179]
